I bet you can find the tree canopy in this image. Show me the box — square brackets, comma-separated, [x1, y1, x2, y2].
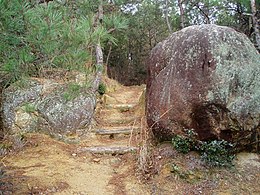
[0, 0, 259, 86]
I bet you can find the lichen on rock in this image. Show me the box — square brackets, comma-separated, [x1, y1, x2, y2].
[146, 24, 260, 151]
[1, 76, 96, 138]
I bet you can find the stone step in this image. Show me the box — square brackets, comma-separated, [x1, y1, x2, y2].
[99, 116, 138, 125]
[106, 86, 144, 105]
[77, 146, 137, 155]
[105, 104, 135, 111]
[102, 94, 119, 105]
[95, 127, 140, 135]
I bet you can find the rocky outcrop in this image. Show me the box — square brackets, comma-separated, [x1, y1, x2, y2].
[146, 24, 260, 150]
[3, 80, 42, 131]
[0, 78, 6, 139]
[37, 86, 96, 134]
[2, 75, 96, 138]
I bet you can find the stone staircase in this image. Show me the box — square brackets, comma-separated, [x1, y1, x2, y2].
[78, 85, 145, 155]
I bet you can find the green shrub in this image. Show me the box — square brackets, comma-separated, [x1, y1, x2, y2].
[63, 83, 81, 102]
[171, 129, 197, 154]
[12, 77, 30, 89]
[0, 132, 26, 155]
[171, 129, 235, 167]
[22, 103, 36, 113]
[172, 135, 193, 154]
[0, 1, 114, 84]
[200, 140, 235, 167]
[98, 82, 106, 95]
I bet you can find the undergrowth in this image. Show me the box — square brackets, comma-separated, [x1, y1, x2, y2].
[22, 103, 36, 113]
[63, 83, 81, 102]
[199, 140, 235, 167]
[98, 82, 106, 95]
[171, 129, 196, 154]
[172, 129, 235, 167]
[0, 133, 27, 156]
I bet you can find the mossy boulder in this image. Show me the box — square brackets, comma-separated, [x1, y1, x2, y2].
[146, 24, 260, 151]
[1, 76, 96, 138]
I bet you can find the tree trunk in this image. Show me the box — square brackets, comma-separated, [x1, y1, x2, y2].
[178, 0, 185, 29]
[105, 43, 112, 75]
[92, 43, 103, 90]
[165, 0, 172, 33]
[251, 0, 260, 51]
[93, 1, 104, 91]
[204, 2, 210, 24]
[196, 3, 210, 24]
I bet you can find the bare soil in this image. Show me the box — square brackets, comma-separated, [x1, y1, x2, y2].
[1, 133, 149, 195]
[1, 83, 259, 195]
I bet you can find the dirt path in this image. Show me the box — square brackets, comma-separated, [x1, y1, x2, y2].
[1, 84, 148, 195]
[1, 83, 260, 195]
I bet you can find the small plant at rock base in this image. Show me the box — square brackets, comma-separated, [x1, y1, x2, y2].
[172, 129, 197, 154]
[0, 141, 12, 156]
[12, 77, 30, 89]
[200, 140, 235, 167]
[171, 163, 200, 182]
[98, 83, 106, 95]
[172, 135, 193, 154]
[0, 133, 27, 155]
[171, 129, 235, 167]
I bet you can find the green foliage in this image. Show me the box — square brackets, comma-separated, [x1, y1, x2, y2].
[171, 163, 202, 183]
[63, 83, 81, 102]
[171, 163, 186, 178]
[105, 0, 169, 85]
[22, 103, 36, 113]
[0, 0, 127, 85]
[0, 0, 33, 81]
[0, 0, 257, 87]
[172, 129, 197, 154]
[12, 77, 30, 89]
[105, 0, 258, 85]
[98, 82, 106, 95]
[104, 13, 129, 32]
[172, 129, 235, 167]
[0, 132, 26, 155]
[200, 140, 235, 167]
[172, 135, 194, 154]
[24, 2, 92, 71]
[0, 141, 12, 152]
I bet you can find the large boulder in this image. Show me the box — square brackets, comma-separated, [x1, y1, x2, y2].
[0, 77, 7, 139]
[2, 74, 96, 138]
[146, 24, 260, 149]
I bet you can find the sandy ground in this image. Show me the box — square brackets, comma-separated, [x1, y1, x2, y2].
[0, 133, 148, 195]
[1, 135, 259, 195]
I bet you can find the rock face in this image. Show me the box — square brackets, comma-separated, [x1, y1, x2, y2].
[146, 24, 260, 149]
[2, 76, 96, 138]
[0, 78, 5, 139]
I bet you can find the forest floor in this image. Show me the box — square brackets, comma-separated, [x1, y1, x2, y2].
[0, 80, 260, 195]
